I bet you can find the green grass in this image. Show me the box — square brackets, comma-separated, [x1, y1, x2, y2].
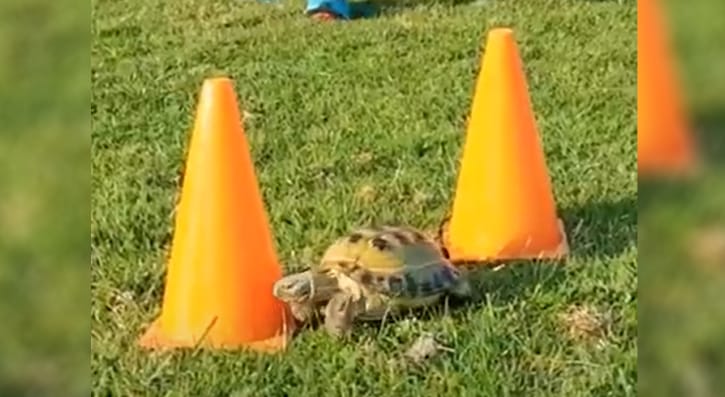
[91, 0, 637, 395]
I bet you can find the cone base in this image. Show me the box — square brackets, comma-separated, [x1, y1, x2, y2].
[444, 219, 569, 263]
[138, 316, 296, 353]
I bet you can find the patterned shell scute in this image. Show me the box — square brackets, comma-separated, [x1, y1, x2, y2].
[318, 226, 463, 299]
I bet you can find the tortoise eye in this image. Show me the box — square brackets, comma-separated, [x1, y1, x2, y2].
[348, 233, 363, 243]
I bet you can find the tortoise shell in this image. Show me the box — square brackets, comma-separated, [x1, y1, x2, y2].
[312, 225, 464, 300]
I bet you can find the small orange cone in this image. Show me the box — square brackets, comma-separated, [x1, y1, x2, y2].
[443, 28, 569, 263]
[638, 0, 698, 176]
[139, 77, 294, 352]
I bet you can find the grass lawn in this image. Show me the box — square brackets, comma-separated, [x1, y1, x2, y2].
[91, 0, 637, 395]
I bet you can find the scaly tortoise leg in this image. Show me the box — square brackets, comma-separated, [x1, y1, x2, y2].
[288, 301, 318, 324]
[322, 291, 365, 338]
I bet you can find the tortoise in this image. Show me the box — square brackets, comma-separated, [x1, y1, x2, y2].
[272, 225, 473, 337]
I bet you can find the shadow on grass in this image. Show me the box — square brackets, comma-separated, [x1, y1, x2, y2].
[289, 262, 567, 335]
[385, 196, 638, 322]
[639, 178, 697, 211]
[694, 109, 725, 168]
[559, 195, 638, 260]
[381, 261, 569, 327]
[471, 260, 567, 304]
[0, 379, 63, 397]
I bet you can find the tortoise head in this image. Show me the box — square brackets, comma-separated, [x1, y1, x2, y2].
[273, 269, 341, 303]
[272, 272, 314, 302]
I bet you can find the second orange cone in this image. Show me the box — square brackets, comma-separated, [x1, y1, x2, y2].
[443, 28, 569, 263]
[637, 0, 698, 176]
[138, 77, 294, 352]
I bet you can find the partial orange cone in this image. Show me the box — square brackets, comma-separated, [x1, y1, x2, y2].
[638, 0, 698, 176]
[139, 77, 294, 352]
[443, 28, 569, 263]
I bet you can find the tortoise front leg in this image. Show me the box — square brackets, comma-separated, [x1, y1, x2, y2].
[322, 292, 365, 338]
[288, 301, 318, 324]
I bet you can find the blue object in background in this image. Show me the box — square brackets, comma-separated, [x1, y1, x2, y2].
[305, 0, 352, 19]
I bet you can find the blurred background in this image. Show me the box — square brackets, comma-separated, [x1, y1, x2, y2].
[0, 0, 89, 395]
[639, 0, 725, 396]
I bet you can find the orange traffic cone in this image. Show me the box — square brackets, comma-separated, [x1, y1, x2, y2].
[638, 0, 698, 176]
[138, 77, 294, 352]
[442, 28, 569, 263]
